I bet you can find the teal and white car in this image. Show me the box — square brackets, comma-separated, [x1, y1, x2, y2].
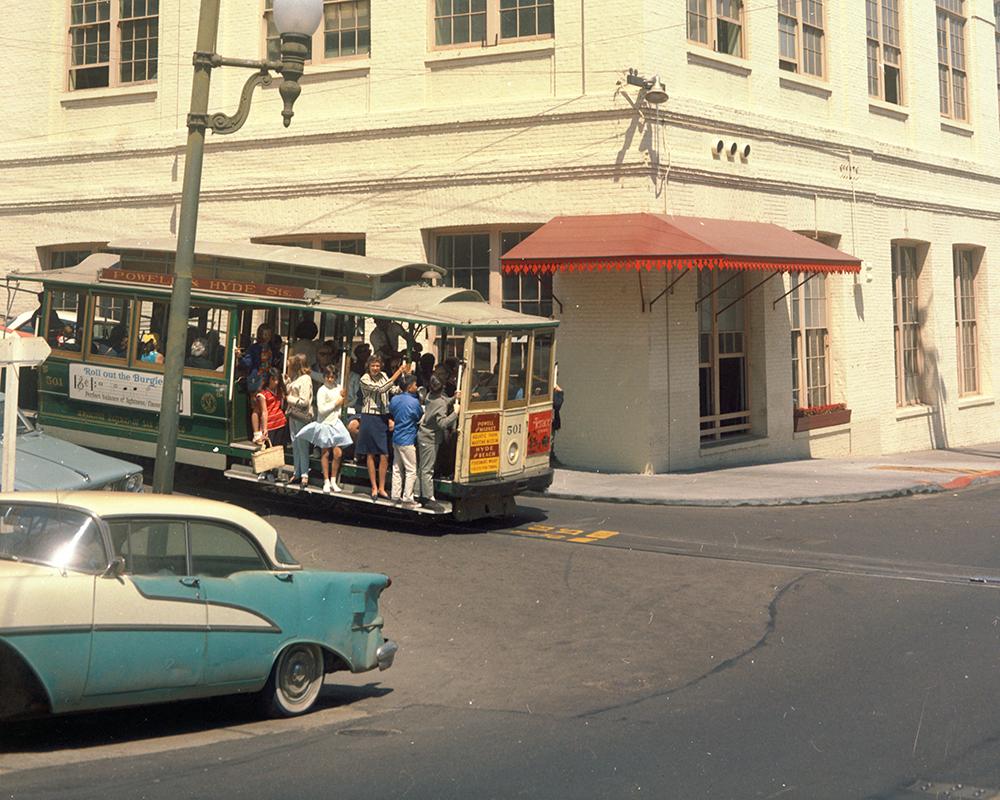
[0, 493, 397, 720]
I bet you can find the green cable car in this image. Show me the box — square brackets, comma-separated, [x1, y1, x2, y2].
[9, 239, 557, 521]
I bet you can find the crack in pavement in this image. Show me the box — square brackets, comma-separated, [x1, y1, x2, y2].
[575, 572, 812, 719]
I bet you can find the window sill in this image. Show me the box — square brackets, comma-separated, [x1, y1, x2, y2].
[941, 119, 974, 137]
[297, 59, 370, 83]
[425, 38, 555, 68]
[60, 84, 157, 109]
[895, 404, 933, 421]
[868, 99, 909, 121]
[778, 72, 831, 98]
[699, 434, 767, 455]
[686, 48, 751, 77]
[956, 395, 995, 410]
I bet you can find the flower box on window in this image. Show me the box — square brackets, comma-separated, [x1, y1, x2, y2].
[793, 403, 852, 432]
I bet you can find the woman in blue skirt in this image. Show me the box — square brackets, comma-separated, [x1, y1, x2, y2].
[295, 364, 353, 493]
[358, 353, 408, 499]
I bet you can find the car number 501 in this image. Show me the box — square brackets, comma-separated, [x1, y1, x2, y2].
[506, 423, 522, 436]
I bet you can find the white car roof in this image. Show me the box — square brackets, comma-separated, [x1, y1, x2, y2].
[0, 492, 297, 569]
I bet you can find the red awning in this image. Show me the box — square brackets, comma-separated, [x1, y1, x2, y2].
[500, 214, 862, 275]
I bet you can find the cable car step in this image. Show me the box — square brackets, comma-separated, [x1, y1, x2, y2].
[223, 465, 453, 515]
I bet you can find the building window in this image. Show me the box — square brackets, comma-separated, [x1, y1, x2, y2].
[866, 0, 902, 104]
[69, 0, 159, 91]
[778, 0, 824, 77]
[954, 248, 979, 396]
[433, 0, 553, 48]
[435, 233, 491, 298]
[687, 0, 744, 58]
[790, 273, 828, 408]
[251, 234, 366, 255]
[501, 231, 553, 317]
[937, 0, 968, 121]
[265, 0, 370, 62]
[39, 243, 105, 270]
[699, 270, 750, 442]
[891, 244, 922, 406]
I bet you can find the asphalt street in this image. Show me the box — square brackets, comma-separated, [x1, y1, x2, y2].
[2, 476, 1000, 799]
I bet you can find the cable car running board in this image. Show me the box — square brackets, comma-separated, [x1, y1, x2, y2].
[223, 465, 453, 515]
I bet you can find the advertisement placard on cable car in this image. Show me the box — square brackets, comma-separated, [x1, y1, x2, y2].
[527, 409, 553, 457]
[98, 268, 308, 301]
[468, 413, 500, 476]
[69, 364, 192, 416]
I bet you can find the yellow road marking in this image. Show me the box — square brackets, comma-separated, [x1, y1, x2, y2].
[587, 530, 620, 540]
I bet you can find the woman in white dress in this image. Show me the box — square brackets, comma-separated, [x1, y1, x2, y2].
[295, 364, 353, 493]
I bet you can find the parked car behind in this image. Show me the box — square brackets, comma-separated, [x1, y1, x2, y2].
[0, 493, 397, 720]
[0, 392, 143, 492]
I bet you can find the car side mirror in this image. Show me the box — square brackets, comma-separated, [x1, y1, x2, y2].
[103, 556, 125, 579]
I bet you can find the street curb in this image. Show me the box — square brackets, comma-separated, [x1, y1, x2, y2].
[528, 470, 1000, 508]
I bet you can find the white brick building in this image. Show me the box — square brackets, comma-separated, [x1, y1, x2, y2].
[1, 1, 999, 473]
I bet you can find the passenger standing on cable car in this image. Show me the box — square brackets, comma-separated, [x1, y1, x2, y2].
[239, 323, 284, 379]
[389, 373, 423, 508]
[289, 319, 319, 368]
[296, 364, 352, 494]
[417, 368, 460, 512]
[358, 354, 408, 500]
[284, 354, 315, 488]
[252, 367, 289, 482]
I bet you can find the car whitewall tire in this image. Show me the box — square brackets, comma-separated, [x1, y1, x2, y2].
[261, 643, 325, 717]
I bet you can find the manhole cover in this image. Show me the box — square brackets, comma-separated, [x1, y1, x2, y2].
[336, 728, 400, 737]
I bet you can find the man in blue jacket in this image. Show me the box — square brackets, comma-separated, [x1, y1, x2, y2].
[389, 373, 423, 507]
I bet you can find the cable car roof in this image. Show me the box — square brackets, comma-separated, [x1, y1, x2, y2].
[10, 253, 557, 331]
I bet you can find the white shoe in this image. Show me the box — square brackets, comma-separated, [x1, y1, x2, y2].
[331, 481, 343, 493]
[322, 479, 331, 494]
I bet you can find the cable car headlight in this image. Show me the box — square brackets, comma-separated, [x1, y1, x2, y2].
[123, 473, 145, 493]
[507, 441, 520, 465]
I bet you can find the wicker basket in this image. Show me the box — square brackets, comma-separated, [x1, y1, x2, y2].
[251, 440, 286, 473]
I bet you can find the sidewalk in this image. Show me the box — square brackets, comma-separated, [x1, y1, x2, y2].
[542, 443, 1000, 507]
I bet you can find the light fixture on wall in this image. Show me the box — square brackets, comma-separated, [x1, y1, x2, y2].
[729, 142, 738, 156]
[742, 144, 751, 159]
[715, 140, 725, 154]
[623, 68, 669, 105]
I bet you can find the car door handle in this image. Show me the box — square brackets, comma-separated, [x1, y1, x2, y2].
[179, 577, 200, 588]
[275, 572, 294, 583]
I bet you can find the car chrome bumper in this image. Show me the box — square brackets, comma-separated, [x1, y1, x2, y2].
[376, 639, 398, 671]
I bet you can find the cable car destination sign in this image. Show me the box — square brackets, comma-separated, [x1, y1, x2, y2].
[99, 268, 308, 300]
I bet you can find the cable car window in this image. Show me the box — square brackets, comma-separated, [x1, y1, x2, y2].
[530, 331, 553, 402]
[186, 305, 229, 372]
[45, 290, 86, 353]
[137, 300, 169, 368]
[89, 294, 131, 361]
[507, 335, 529, 403]
[469, 335, 502, 406]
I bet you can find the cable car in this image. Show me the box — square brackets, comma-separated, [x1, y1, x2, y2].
[8, 239, 557, 521]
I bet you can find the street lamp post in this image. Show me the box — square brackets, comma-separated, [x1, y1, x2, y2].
[151, 0, 324, 494]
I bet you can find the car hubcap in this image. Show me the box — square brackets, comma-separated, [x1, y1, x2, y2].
[280, 647, 318, 703]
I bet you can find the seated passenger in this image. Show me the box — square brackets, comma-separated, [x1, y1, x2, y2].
[98, 325, 129, 358]
[140, 333, 163, 364]
[186, 338, 214, 370]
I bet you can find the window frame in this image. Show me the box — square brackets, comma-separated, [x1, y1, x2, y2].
[85, 293, 135, 368]
[936, 0, 968, 121]
[866, 0, 904, 105]
[67, 0, 159, 92]
[698, 270, 751, 443]
[891, 243, 922, 407]
[953, 247, 980, 397]
[430, 0, 555, 51]
[251, 233, 366, 255]
[43, 289, 89, 361]
[778, 0, 825, 78]
[789, 272, 830, 409]
[263, 0, 371, 64]
[686, 0, 746, 58]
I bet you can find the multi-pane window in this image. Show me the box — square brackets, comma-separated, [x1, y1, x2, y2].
[434, 0, 553, 47]
[265, 0, 370, 62]
[501, 231, 553, 317]
[790, 274, 829, 408]
[69, 0, 159, 90]
[866, 0, 902, 104]
[937, 0, 968, 120]
[699, 271, 750, 442]
[251, 234, 366, 255]
[954, 249, 979, 396]
[891, 244, 922, 406]
[436, 233, 491, 298]
[778, 0, 824, 77]
[687, 0, 744, 58]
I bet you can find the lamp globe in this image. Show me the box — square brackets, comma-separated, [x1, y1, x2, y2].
[272, 0, 324, 36]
